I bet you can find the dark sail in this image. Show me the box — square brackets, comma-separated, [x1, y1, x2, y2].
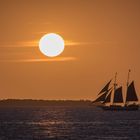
[104, 90, 112, 103]
[113, 87, 123, 103]
[98, 80, 112, 95]
[93, 91, 108, 103]
[126, 81, 138, 102]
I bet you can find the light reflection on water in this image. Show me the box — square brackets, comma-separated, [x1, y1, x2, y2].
[0, 106, 140, 140]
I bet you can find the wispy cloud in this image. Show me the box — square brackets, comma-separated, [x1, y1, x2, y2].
[65, 40, 100, 46]
[0, 57, 77, 63]
[28, 22, 51, 25]
[15, 40, 99, 47]
[16, 41, 39, 47]
[17, 40, 79, 47]
[0, 40, 100, 48]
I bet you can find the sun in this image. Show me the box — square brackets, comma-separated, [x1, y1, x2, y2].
[39, 33, 65, 57]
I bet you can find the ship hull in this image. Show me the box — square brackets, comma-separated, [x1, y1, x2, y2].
[100, 105, 139, 111]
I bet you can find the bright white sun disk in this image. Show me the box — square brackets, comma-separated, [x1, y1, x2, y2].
[39, 33, 65, 57]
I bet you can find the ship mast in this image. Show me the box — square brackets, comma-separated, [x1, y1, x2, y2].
[125, 69, 131, 105]
[114, 72, 118, 91]
[127, 69, 131, 88]
[111, 72, 117, 105]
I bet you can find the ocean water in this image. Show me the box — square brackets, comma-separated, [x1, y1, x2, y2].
[0, 106, 140, 140]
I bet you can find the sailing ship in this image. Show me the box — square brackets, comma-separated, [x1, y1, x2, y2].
[93, 70, 139, 111]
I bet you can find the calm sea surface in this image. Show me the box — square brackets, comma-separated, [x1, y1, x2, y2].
[0, 106, 140, 140]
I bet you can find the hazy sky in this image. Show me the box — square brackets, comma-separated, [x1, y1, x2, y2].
[0, 0, 140, 100]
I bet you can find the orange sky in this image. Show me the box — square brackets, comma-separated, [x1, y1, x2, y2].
[0, 0, 140, 100]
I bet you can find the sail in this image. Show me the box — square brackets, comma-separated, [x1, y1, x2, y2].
[93, 91, 108, 103]
[98, 80, 112, 95]
[113, 86, 123, 103]
[126, 81, 138, 102]
[104, 90, 112, 103]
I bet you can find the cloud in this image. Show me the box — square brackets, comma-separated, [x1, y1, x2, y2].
[16, 41, 39, 47]
[0, 39, 100, 48]
[65, 40, 100, 46]
[0, 38, 100, 47]
[16, 40, 79, 47]
[15, 40, 99, 47]
[0, 57, 77, 63]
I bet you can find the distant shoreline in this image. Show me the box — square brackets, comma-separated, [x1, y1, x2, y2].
[0, 99, 92, 107]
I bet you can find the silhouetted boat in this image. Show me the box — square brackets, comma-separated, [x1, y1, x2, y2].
[93, 70, 139, 111]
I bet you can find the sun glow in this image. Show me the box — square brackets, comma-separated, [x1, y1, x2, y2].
[39, 33, 65, 57]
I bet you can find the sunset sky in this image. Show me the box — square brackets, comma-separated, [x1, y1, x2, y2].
[0, 0, 140, 100]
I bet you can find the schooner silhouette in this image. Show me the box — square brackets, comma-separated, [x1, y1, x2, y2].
[93, 70, 139, 111]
